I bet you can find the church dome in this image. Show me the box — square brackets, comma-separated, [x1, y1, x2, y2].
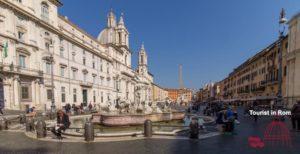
[97, 28, 116, 44]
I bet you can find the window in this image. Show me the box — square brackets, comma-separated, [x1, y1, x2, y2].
[93, 91, 96, 103]
[41, 2, 49, 21]
[100, 77, 104, 86]
[19, 55, 26, 68]
[21, 85, 30, 100]
[59, 37, 63, 45]
[93, 76, 96, 84]
[45, 42, 50, 51]
[17, 0, 22, 3]
[141, 55, 144, 64]
[60, 47, 64, 57]
[125, 55, 127, 65]
[119, 32, 122, 43]
[107, 78, 110, 87]
[72, 52, 75, 61]
[100, 60, 103, 72]
[47, 89, 52, 100]
[101, 92, 103, 103]
[60, 66, 65, 77]
[83, 73, 87, 82]
[83, 57, 86, 65]
[284, 66, 287, 76]
[73, 89, 77, 102]
[107, 93, 110, 101]
[107, 62, 110, 74]
[92, 62, 95, 69]
[72, 69, 77, 80]
[45, 62, 51, 74]
[18, 31, 24, 41]
[61, 87, 66, 103]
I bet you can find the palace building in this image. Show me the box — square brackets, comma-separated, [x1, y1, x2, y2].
[0, 0, 155, 111]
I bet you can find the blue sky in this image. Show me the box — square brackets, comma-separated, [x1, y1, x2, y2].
[59, 0, 300, 89]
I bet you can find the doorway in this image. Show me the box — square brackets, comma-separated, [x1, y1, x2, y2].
[82, 89, 87, 106]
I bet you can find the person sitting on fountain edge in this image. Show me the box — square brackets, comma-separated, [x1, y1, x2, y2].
[51, 110, 71, 139]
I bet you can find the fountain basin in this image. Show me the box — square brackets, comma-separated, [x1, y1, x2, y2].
[92, 112, 185, 126]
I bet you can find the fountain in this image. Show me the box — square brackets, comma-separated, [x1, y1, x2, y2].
[93, 97, 185, 126]
[60, 86, 215, 138]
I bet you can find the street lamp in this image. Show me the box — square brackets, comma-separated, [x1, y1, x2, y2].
[276, 8, 287, 108]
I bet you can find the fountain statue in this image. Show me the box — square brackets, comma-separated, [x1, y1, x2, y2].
[92, 85, 185, 126]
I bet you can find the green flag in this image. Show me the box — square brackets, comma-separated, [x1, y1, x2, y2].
[2, 42, 8, 58]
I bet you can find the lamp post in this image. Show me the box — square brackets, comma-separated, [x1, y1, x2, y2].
[276, 8, 287, 108]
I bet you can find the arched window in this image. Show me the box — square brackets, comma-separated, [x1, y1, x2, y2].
[141, 55, 144, 64]
[41, 2, 49, 21]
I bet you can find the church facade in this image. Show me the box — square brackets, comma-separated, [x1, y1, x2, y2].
[0, 0, 154, 111]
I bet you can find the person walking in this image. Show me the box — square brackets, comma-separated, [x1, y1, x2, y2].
[51, 110, 71, 140]
[226, 107, 235, 132]
[88, 102, 93, 111]
[189, 117, 199, 139]
[0, 107, 3, 115]
[0, 101, 3, 115]
[291, 101, 300, 131]
[65, 103, 71, 114]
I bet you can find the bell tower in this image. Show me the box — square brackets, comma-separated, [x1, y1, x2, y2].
[138, 43, 148, 75]
[117, 13, 129, 47]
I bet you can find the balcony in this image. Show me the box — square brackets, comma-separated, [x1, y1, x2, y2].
[0, 63, 43, 78]
[79, 81, 93, 88]
[121, 65, 135, 77]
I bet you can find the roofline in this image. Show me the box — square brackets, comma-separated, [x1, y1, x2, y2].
[152, 83, 165, 89]
[228, 35, 288, 76]
[287, 11, 300, 25]
[50, 0, 63, 7]
[58, 15, 103, 47]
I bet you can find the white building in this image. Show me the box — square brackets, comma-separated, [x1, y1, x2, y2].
[286, 12, 300, 107]
[0, 0, 153, 111]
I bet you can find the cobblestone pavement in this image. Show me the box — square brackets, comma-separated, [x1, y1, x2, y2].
[0, 108, 300, 154]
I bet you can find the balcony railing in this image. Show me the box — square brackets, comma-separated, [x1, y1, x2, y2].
[79, 81, 93, 87]
[0, 63, 43, 77]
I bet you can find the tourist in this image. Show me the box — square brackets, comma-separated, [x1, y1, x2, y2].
[0, 107, 3, 115]
[291, 101, 300, 131]
[216, 110, 225, 132]
[80, 103, 84, 114]
[65, 103, 71, 114]
[27, 106, 36, 117]
[0, 103, 3, 115]
[189, 117, 199, 139]
[184, 116, 191, 126]
[71, 104, 76, 114]
[226, 107, 235, 132]
[51, 110, 71, 139]
[88, 102, 93, 111]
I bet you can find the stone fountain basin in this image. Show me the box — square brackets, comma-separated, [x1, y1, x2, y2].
[92, 112, 185, 126]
